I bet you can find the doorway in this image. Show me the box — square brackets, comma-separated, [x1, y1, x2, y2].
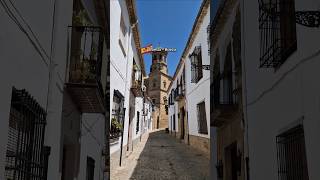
[157, 116, 159, 129]
[225, 142, 238, 180]
[180, 107, 185, 140]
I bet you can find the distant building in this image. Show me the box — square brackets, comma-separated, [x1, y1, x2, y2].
[110, 0, 150, 176]
[147, 50, 172, 129]
[168, 0, 210, 155]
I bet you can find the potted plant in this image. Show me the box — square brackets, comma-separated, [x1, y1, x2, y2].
[73, 9, 92, 26]
[111, 118, 122, 137]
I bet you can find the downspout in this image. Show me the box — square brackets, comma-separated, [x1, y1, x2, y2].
[119, 23, 131, 168]
[119, 107, 126, 166]
[241, 0, 250, 179]
[120, 19, 138, 166]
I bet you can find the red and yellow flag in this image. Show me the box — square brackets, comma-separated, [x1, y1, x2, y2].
[141, 44, 153, 54]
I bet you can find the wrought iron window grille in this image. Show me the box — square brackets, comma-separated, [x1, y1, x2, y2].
[110, 90, 124, 142]
[276, 124, 309, 180]
[258, 0, 320, 68]
[295, 11, 320, 28]
[5, 87, 50, 180]
[196, 101, 208, 134]
[190, 46, 209, 83]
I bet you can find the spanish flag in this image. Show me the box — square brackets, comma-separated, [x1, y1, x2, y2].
[141, 44, 153, 54]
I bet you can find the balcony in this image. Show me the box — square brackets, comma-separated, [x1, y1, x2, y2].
[65, 26, 105, 113]
[131, 80, 143, 97]
[212, 101, 238, 127]
[174, 85, 185, 101]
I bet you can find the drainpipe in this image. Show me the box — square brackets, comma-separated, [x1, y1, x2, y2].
[241, 0, 250, 179]
[120, 20, 138, 167]
[119, 107, 126, 166]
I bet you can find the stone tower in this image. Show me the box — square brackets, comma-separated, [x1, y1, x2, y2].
[147, 49, 172, 129]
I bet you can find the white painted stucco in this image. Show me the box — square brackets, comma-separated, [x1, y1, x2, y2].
[110, 0, 147, 158]
[241, 0, 320, 179]
[185, 8, 211, 139]
[0, 0, 108, 179]
[168, 4, 210, 139]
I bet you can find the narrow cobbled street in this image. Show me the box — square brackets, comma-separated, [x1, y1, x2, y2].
[112, 130, 210, 180]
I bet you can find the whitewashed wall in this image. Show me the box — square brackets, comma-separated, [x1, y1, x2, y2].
[78, 114, 105, 180]
[0, 0, 72, 179]
[241, 0, 320, 179]
[185, 8, 210, 139]
[0, 0, 108, 179]
[110, 0, 145, 155]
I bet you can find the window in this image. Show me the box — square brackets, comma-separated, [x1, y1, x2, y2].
[136, 111, 140, 134]
[190, 46, 203, 83]
[213, 51, 221, 105]
[86, 157, 95, 180]
[276, 124, 309, 179]
[111, 90, 124, 141]
[259, 0, 297, 68]
[119, 14, 127, 56]
[222, 43, 233, 105]
[152, 99, 156, 104]
[163, 81, 166, 89]
[173, 114, 176, 131]
[5, 87, 50, 180]
[197, 101, 208, 134]
[153, 82, 156, 88]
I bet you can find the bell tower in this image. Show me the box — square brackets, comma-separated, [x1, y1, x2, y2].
[147, 48, 172, 129]
[150, 50, 168, 74]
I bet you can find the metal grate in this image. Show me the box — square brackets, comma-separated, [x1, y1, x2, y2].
[197, 102, 208, 134]
[190, 46, 203, 83]
[110, 90, 124, 141]
[67, 26, 103, 84]
[259, 0, 297, 68]
[276, 125, 309, 180]
[5, 87, 49, 180]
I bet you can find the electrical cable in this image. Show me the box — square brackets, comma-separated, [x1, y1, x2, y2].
[0, 0, 49, 67]
[7, 0, 50, 59]
[247, 48, 320, 107]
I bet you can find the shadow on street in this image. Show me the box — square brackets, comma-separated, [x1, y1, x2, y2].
[130, 130, 209, 180]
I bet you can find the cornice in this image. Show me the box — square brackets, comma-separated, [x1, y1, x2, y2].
[168, 0, 210, 91]
[126, 0, 146, 77]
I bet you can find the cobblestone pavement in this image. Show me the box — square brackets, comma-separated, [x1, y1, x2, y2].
[111, 130, 209, 180]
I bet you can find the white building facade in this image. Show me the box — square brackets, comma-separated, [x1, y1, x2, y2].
[168, 0, 210, 155]
[110, 0, 149, 174]
[0, 0, 109, 179]
[241, 0, 320, 179]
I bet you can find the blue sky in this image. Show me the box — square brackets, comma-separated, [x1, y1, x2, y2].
[136, 0, 202, 76]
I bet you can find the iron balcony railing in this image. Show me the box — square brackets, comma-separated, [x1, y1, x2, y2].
[174, 84, 185, 101]
[65, 25, 105, 113]
[66, 26, 103, 85]
[131, 79, 143, 97]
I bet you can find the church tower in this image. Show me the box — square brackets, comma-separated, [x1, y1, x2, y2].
[147, 49, 172, 129]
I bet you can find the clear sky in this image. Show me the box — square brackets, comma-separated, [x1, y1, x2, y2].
[136, 0, 202, 76]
